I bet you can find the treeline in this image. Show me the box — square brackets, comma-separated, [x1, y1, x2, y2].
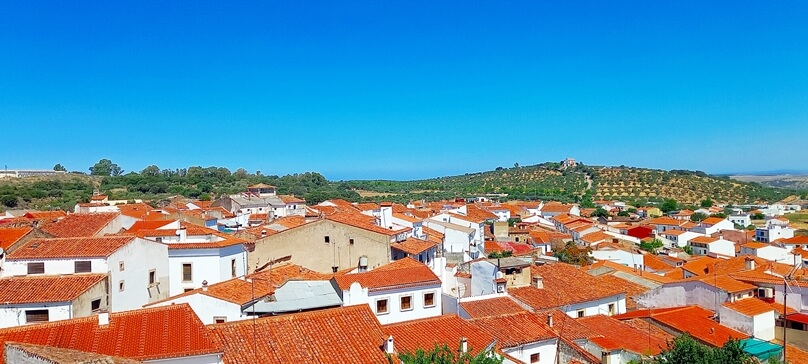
[0, 178, 94, 211]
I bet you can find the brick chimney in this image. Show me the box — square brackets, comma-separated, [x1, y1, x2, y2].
[532, 275, 544, 289]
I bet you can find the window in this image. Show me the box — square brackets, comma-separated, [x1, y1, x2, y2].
[376, 299, 389, 314]
[424, 292, 435, 307]
[608, 304, 615, 315]
[91, 298, 101, 312]
[182, 263, 192, 282]
[119, 280, 125, 292]
[184, 288, 194, 292]
[27, 262, 45, 275]
[74, 261, 91, 273]
[214, 316, 227, 324]
[349, 238, 354, 245]
[149, 270, 156, 285]
[324, 236, 330, 243]
[119, 261, 125, 271]
[25, 309, 49, 323]
[231, 259, 237, 278]
[400, 295, 412, 311]
[530, 353, 540, 363]
[155, 237, 163, 243]
[576, 310, 585, 318]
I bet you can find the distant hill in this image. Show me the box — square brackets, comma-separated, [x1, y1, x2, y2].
[729, 174, 808, 191]
[346, 163, 798, 205]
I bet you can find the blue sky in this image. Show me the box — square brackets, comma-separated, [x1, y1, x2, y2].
[2, 2, 807, 180]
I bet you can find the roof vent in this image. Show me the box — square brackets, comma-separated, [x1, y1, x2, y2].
[384, 335, 395, 354]
[459, 337, 468, 353]
[331, 266, 338, 273]
[202, 280, 208, 291]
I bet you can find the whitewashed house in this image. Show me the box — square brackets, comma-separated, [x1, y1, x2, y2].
[739, 242, 793, 263]
[688, 236, 736, 257]
[755, 218, 796, 243]
[2, 236, 170, 312]
[132, 223, 248, 296]
[422, 219, 477, 259]
[690, 217, 736, 236]
[333, 257, 442, 324]
[0, 274, 108, 328]
[720, 299, 777, 341]
[730, 214, 753, 228]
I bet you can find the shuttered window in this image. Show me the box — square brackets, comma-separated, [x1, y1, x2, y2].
[27, 262, 44, 275]
[74, 261, 92, 273]
[26, 309, 49, 323]
[182, 263, 192, 282]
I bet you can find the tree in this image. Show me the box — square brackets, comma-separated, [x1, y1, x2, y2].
[617, 210, 630, 217]
[591, 207, 610, 218]
[513, 162, 519, 168]
[395, 343, 503, 364]
[700, 198, 714, 208]
[53, 164, 67, 172]
[751, 212, 765, 220]
[553, 241, 593, 266]
[690, 212, 708, 222]
[141, 165, 160, 177]
[661, 199, 678, 213]
[233, 168, 249, 179]
[488, 250, 513, 258]
[645, 334, 756, 364]
[683, 246, 693, 255]
[0, 195, 17, 208]
[507, 218, 521, 227]
[90, 159, 123, 176]
[639, 239, 664, 253]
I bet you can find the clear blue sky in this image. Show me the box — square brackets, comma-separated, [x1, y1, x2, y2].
[2, 2, 807, 180]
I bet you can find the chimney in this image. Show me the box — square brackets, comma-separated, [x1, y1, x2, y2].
[260, 229, 267, 237]
[384, 335, 395, 354]
[176, 227, 187, 242]
[98, 310, 109, 326]
[380, 202, 393, 229]
[532, 275, 543, 289]
[202, 280, 208, 291]
[547, 313, 554, 328]
[602, 351, 612, 364]
[745, 258, 755, 271]
[459, 337, 468, 354]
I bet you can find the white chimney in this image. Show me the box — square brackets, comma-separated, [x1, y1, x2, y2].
[547, 313, 554, 328]
[532, 275, 543, 289]
[176, 227, 187, 242]
[745, 258, 755, 271]
[380, 202, 393, 229]
[98, 311, 109, 326]
[260, 229, 267, 237]
[202, 280, 208, 292]
[384, 335, 395, 354]
[460, 337, 468, 353]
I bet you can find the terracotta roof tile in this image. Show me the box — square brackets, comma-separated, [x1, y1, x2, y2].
[333, 258, 440, 292]
[722, 298, 776, 316]
[42, 213, 119, 238]
[391, 238, 439, 255]
[327, 212, 411, 236]
[595, 275, 650, 310]
[6, 343, 142, 364]
[0, 274, 107, 304]
[459, 297, 528, 318]
[116, 203, 155, 219]
[509, 263, 625, 310]
[23, 211, 67, 220]
[278, 194, 305, 204]
[614, 306, 750, 347]
[384, 315, 495, 356]
[272, 215, 307, 229]
[209, 305, 387, 364]
[700, 217, 726, 225]
[0, 304, 221, 361]
[127, 220, 174, 232]
[577, 315, 669, 355]
[0, 227, 33, 250]
[470, 312, 557, 347]
[9, 236, 136, 260]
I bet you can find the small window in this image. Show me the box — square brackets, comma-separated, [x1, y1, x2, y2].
[182, 263, 192, 282]
[25, 309, 49, 323]
[376, 299, 389, 314]
[400, 295, 412, 311]
[27, 262, 45, 275]
[231, 259, 237, 278]
[184, 288, 194, 292]
[91, 299, 101, 312]
[424, 292, 435, 307]
[74, 261, 92, 273]
[119, 261, 125, 271]
[214, 316, 227, 324]
[324, 236, 330, 243]
[577, 310, 585, 318]
[530, 353, 540, 363]
[119, 280, 125, 292]
[149, 270, 156, 285]
[155, 237, 163, 243]
[608, 303, 615, 315]
[349, 238, 354, 245]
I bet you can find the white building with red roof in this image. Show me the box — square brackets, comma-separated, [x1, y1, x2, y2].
[333, 257, 442, 324]
[2, 236, 169, 312]
[0, 274, 108, 328]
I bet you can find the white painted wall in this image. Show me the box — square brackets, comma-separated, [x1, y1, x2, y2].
[502, 339, 558, 364]
[0, 302, 71, 328]
[636, 281, 728, 312]
[147, 293, 244, 325]
[107, 238, 170, 312]
[342, 283, 442, 325]
[591, 249, 644, 269]
[561, 295, 626, 318]
[718, 304, 776, 341]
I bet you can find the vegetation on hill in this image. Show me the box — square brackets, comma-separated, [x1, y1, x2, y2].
[0, 159, 801, 211]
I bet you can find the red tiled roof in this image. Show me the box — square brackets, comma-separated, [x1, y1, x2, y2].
[722, 298, 776, 316]
[391, 238, 438, 255]
[700, 217, 726, 226]
[680, 274, 757, 293]
[0, 274, 107, 304]
[333, 257, 440, 291]
[384, 315, 495, 356]
[542, 203, 576, 213]
[127, 220, 175, 232]
[595, 275, 650, 310]
[4, 343, 141, 364]
[327, 212, 411, 236]
[23, 211, 67, 220]
[278, 194, 305, 204]
[0, 227, 32, 250]
[0, 304, 221, 361]
[9, 236, 136, 260]
[509, 263, 625, 310]
[580, 231, 613, 244]
[116, 203, 155, 219]
[577, 315, 669, 355]
[392, 213, 421, 224]
[470, 312, 557, 347]
[272, 215, 307, 229]
[42, 213, 119, 238]
[460, 297, 528, 318]
[209, 305, 387, 364]
[614, 306, 750, 347]
[690, 236, 719, 244]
